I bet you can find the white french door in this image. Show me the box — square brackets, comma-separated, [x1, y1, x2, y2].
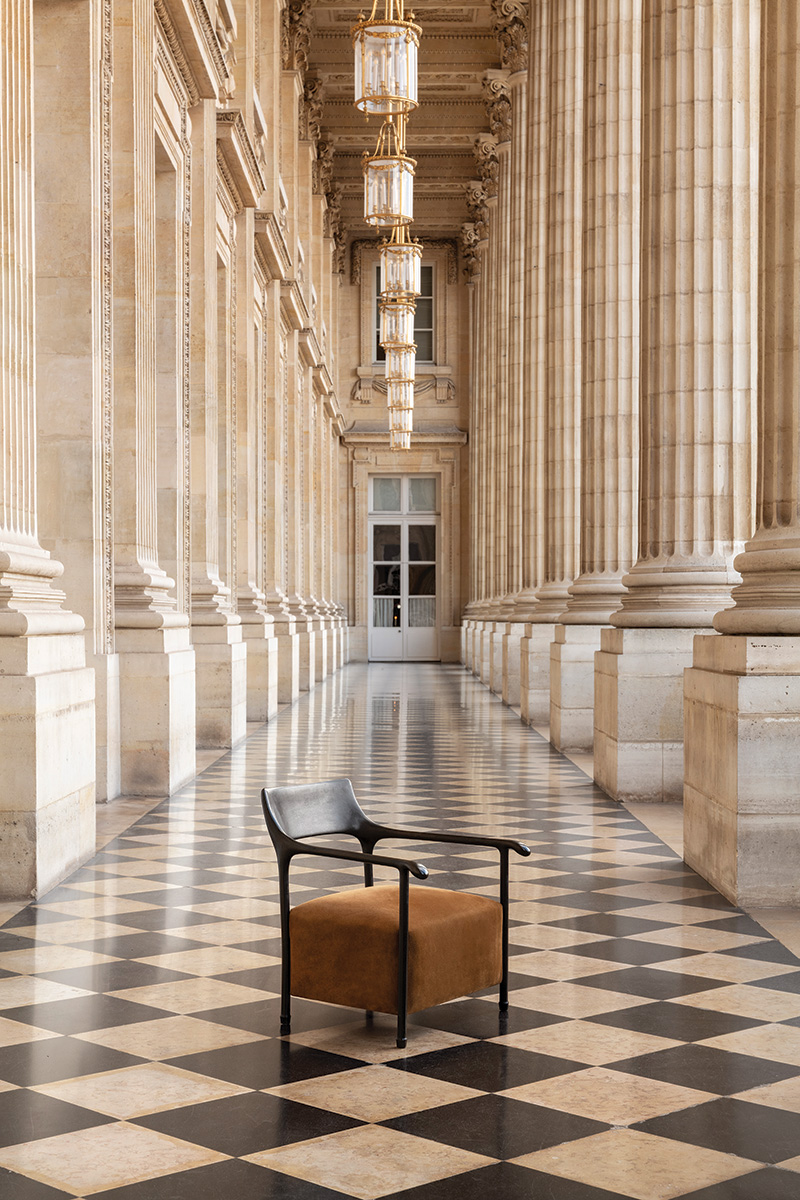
[368, 476, 439, 661]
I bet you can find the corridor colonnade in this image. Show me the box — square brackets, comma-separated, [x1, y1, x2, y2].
[0, 0, 350, 898]
[462, 0, 800, 908]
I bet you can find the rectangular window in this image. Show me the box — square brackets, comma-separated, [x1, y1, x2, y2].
[375, 264, 434, 363]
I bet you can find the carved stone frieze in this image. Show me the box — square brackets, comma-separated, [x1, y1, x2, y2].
[314, 139, 334, 195]
[473, 134, 499, 198]
[301, 74, 324, 143]
[460, 222, 481, 280]
[491, 0, 528, 73]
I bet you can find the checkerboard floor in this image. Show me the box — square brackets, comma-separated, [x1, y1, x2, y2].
[2, 662, 800, 1199]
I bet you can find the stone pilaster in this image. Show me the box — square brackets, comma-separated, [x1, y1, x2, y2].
[551, 0, 641, 752]
[686, 0, 800, 904]
[595, 0, 755, 801]
[112, 0, 197, 787]
[0, 0, 95, 897]
[189, 98, 245, 749]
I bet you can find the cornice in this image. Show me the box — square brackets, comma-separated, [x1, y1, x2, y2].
[155, 0, 229, 101]
[254, 211, 292, 281]
[216, 109, 266, 207]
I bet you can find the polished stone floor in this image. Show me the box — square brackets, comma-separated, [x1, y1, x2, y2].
[2, 663, 800, 1198]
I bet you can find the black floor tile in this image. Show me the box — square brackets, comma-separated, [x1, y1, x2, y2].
[395, 1040, 584, 1091]
[610, 1043, 800, 1094]
[410, 998, 565, 1040]
[105, 908, 226, 932]
[2, 994, 169, 1035]
[0, 1086, 113, 1147]
[635, 1097, 800, 1163]
[216, 964, 283, 991]
[592, 1000, 762, 1041]
[380, 1161, 630, 1200]
[676, 1167, 800, 1200]
[750, 972, 800, 994]
[71, 932, 211, 959]
[575, 966, 729, 1000]
[195, 996, 356, 1037]
[40, 961, 191, 992]
[0, 1170, 76, 1200]
[699, 915, 771, 938]
[0, 933, 36, 954]
[543, 914, 675, 937]
[0, 1036, 145, 1086]
[564, 939, 702, 967]
[383, 1092, 607, 1158]
[88, 1157, 346, 1200]
[166, 1037, 364, 1088]
[134, 1090, 361, 1155]
[720, 941, 800, 966]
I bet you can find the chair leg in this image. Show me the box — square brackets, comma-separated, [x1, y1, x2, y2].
[397, 870, 409, 1049]
[499, 848, 509, 1012]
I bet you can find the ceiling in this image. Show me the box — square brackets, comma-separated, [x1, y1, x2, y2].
[307, 1, 501, 239]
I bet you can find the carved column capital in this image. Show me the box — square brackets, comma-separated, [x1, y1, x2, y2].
[482, 70, 512, 143]
[282, 0, 313, 73]
[491, 0, 529, 73]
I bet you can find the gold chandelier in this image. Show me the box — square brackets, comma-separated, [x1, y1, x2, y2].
[353, 0, 421, 450]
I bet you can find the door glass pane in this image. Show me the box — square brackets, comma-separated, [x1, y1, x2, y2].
[373, 525, 401, 561]
[373, 564, 400, 595]
[373, 478, 401, 511]
[408, 524, 435, 561]
[408, 564, 435, 595]
[409, 597, 435, 627]
[374, 598, 401, 627]
[408, 478, 436, 512]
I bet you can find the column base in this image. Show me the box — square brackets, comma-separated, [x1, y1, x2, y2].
[117, 626, 196, 794]
[241, 622, 279, 724]
[314, 623, 328, 683]
[275, 621, 300, 704]
[478, 622, 493, 685]
[594, 626, 700, 803]
[550, 625, 604, 753]
[520, 622, 556, 725]
[0, 632, 95, 898]
[685, 634, 800, 906]
[297, 625, 317, 692]
[490, 623, 505, 695]
[93, 651, 121, 802]
[192, 624, 246, 749]
[502, 622, 525, 707]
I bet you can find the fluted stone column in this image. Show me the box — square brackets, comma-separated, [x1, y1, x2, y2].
[550, 0, 641, 752]
[113, 0, 197, 782]
[518, 0, 552, 724]
[0, 0, 95, 896]
[685, 0, 800, 904]
[595, 0, 755, 802]
[521, 0, 584, 727]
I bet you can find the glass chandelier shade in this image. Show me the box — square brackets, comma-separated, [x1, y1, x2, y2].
[384, 346, 415, 383]
[380, 233, 421, 299]
[387, 379, 414, 410]
[364, 150, 415, 227]
[388, 401, 413, 450]
[353, 19, 420, 116]
[380, 298, 415, 348]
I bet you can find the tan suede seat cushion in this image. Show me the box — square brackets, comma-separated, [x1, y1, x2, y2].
[289, 882, 502, 1015]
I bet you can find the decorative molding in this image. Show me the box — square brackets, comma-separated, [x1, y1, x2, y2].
[460, 222, 481, 280]
[101, 0, 114, 653]
[313, 139, 334, 196]
[300, 74, 324, 144]
[154, 0, 201, 105]
[491, 0, 528, 73]
[482, 70, 512, 143]
[216, 145, 244, 215]
[216, 109, 265, 206]
[254, 210, 292, 280]
[181, 103, 192, 616]
[282, 0, 313, 73]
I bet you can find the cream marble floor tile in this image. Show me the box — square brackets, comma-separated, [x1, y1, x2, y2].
[176, 898, 282, 920]
[736, 1075, 800, 1113]
[778, 1154, 800, 1172]
[701, 1022, 800, 1066]
[673, 983, 800, 1022]
[614, 903, 738, 925]
[0, 946, 118, 975]
[32, 1063, 251, 1118]
[266, 1062, 483, 1121]
[136, 946, 280, 976]
[64, 877, 181, 896]
[508, 950, 631, 981]
[508, 902, 604, 924]
[0, 1017, 60, 1048]
[600, 883, 716, 903]
[503, 1066, 715, 1125]
[0, 1121, 227, 1195]
[468, 864, 564, 881]
[513, 1129, 760, 1200]
[508, 982, 653, 1019]
[648, 952, 798, 983]
[75, 1015, 264, 1058]
[0, 977, 92, 1009]
[207, 862, 284, 879]
[111, 847, 195, 860]
[109, 977, 277, 1014]
[491, 1019, 683, 1065]
[285, 1018, 474, 1063]
[160, 920, 279, 945]
[91, 861, 185, 877]
[628, 927, 768, 952]
[246, 1123, 495, 1200]
[0, 902, 26, 926]
[506, 926, 610, 950]
[468, 884, 577, 901]
[35, 896, 158, 918]
[197, 879, 281, 898]
[8, 919, 130, 945]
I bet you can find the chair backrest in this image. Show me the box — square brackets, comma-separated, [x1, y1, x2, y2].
[262, 778, 373, 846]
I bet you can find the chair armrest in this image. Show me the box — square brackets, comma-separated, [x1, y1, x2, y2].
[285, 837, 430, 880]
[369, 826, 531, 857]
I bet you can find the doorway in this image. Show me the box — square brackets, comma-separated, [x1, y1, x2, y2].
[368, 475, 439, 661]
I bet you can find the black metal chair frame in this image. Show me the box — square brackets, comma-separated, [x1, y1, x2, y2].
[261, 778, 531, 1048]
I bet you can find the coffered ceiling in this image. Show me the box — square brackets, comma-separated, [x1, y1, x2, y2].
[307, 1, 502, 237]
